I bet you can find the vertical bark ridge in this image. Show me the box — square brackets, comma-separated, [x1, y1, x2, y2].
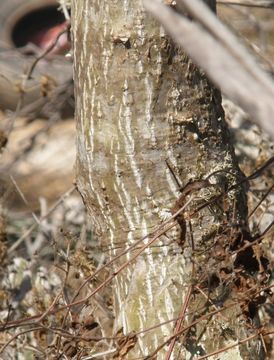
[72, 1, 263, 358]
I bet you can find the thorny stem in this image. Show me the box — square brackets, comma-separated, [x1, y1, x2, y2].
[1, 286, 273, 355]
[0, 300, 238, 355]
[166, 219, 196, 359]
[165, 285, 193, 360]
[68, 199, 193, 309]
[144, 304, 239, 359]
[145, 313, 273, 359]
[1, 197, 193, 336]
[2, 157, 273, 355]
[2, 230, 273, 332]
[60, 195, 194, 329]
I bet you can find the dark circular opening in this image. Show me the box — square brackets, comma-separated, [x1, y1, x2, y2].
[11, 6, 65, 48]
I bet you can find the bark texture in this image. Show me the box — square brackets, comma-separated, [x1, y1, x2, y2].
[72, 1, 263, 358]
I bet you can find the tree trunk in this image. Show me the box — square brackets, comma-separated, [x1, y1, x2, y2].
[71, 1, 264, 358]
